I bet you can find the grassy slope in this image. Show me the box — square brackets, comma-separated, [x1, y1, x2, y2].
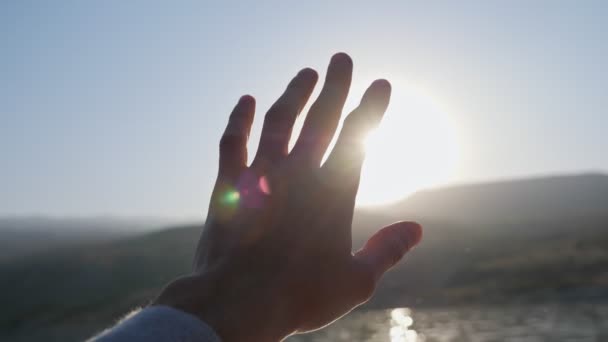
[2, 218, 607, 341]
[0, 225, 200, 341]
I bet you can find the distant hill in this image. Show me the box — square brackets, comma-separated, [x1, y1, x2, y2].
[0, 216, 172, 262]
[1, 173, 607, 341]
[381, 173, 608, 225]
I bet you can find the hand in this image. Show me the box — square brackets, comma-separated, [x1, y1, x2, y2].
[154, 53, 422, 341]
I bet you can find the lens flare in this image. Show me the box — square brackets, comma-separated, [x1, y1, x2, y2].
[221, 189, 240, 205]
[258, 176, 271, 195]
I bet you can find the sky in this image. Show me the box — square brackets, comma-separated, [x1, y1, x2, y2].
[1, 1, 607, 219]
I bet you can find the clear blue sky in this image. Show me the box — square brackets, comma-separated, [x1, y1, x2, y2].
[2, 1, 607, 219]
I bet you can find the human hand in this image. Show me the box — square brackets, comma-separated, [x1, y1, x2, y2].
[154, 53, 422, 341]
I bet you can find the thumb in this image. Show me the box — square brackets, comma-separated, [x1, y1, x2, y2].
[354, 221, 422, 281]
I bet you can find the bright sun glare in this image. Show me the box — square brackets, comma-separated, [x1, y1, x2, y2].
[356, 82, 460, 206]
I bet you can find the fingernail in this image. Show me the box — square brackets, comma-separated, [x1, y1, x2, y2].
[371, 79, 391, 91]
[298, 67, 317, 77]
[239, 95, 255, 104]
[330, 52, 353, 66]
[398, 222, 423, 250]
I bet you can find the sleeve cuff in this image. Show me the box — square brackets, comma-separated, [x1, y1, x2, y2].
[91, 305, 221, 342]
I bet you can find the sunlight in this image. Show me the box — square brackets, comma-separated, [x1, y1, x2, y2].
[389, 308, 421, 342]
[357, 82, 459, 206]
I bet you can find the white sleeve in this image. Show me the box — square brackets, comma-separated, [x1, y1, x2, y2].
[89, 305, 221, 342]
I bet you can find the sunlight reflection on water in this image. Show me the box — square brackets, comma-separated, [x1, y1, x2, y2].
[287, 302, 608, 342]
[389, 308, 420, 342]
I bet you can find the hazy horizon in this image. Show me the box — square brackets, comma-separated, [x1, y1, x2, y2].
[2, 1, 607, 217]
[1, 171, 605, 222]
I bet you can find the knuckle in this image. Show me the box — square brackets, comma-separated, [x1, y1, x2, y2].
[343, 112, 359, 126]
[265, 103, 293, 123]
[358, 273, 376, 302]
[310, 97, 335, 114]
[354, 265, 377, 302]
[344, 111, 367, 131]
[386, 238, 406, 266]
[219, 133, 244, 151]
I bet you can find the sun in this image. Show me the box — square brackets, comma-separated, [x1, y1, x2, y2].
[356, 82, 459, 206]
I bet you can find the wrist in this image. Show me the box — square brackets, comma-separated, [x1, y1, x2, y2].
[153, 273, 294, 341]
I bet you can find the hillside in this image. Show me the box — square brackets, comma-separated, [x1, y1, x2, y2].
[1, 173, 607, 341]
[382, 173, 608, 225]
[0, 225, 200, 341]
[0, 217, 171, 262]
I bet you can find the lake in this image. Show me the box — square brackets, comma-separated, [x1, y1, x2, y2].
[287, 302, 608, 341]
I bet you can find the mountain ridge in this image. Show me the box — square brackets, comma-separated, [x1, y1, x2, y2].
[379, 172, 608, 225]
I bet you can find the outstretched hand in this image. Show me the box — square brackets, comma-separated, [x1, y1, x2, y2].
[155, 53, 422, 341]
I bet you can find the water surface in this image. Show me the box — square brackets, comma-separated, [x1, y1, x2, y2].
[288, 302, 608, 341]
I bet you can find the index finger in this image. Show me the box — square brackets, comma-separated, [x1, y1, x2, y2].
[322, 79, 391, 193]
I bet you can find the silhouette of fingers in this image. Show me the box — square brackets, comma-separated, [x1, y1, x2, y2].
[253, 68, 318, 166]
[291, 53, 353, 166]
[323, 79, 391, 192]
[219, 95, 255, 179]
[353, 222, 422, 285]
